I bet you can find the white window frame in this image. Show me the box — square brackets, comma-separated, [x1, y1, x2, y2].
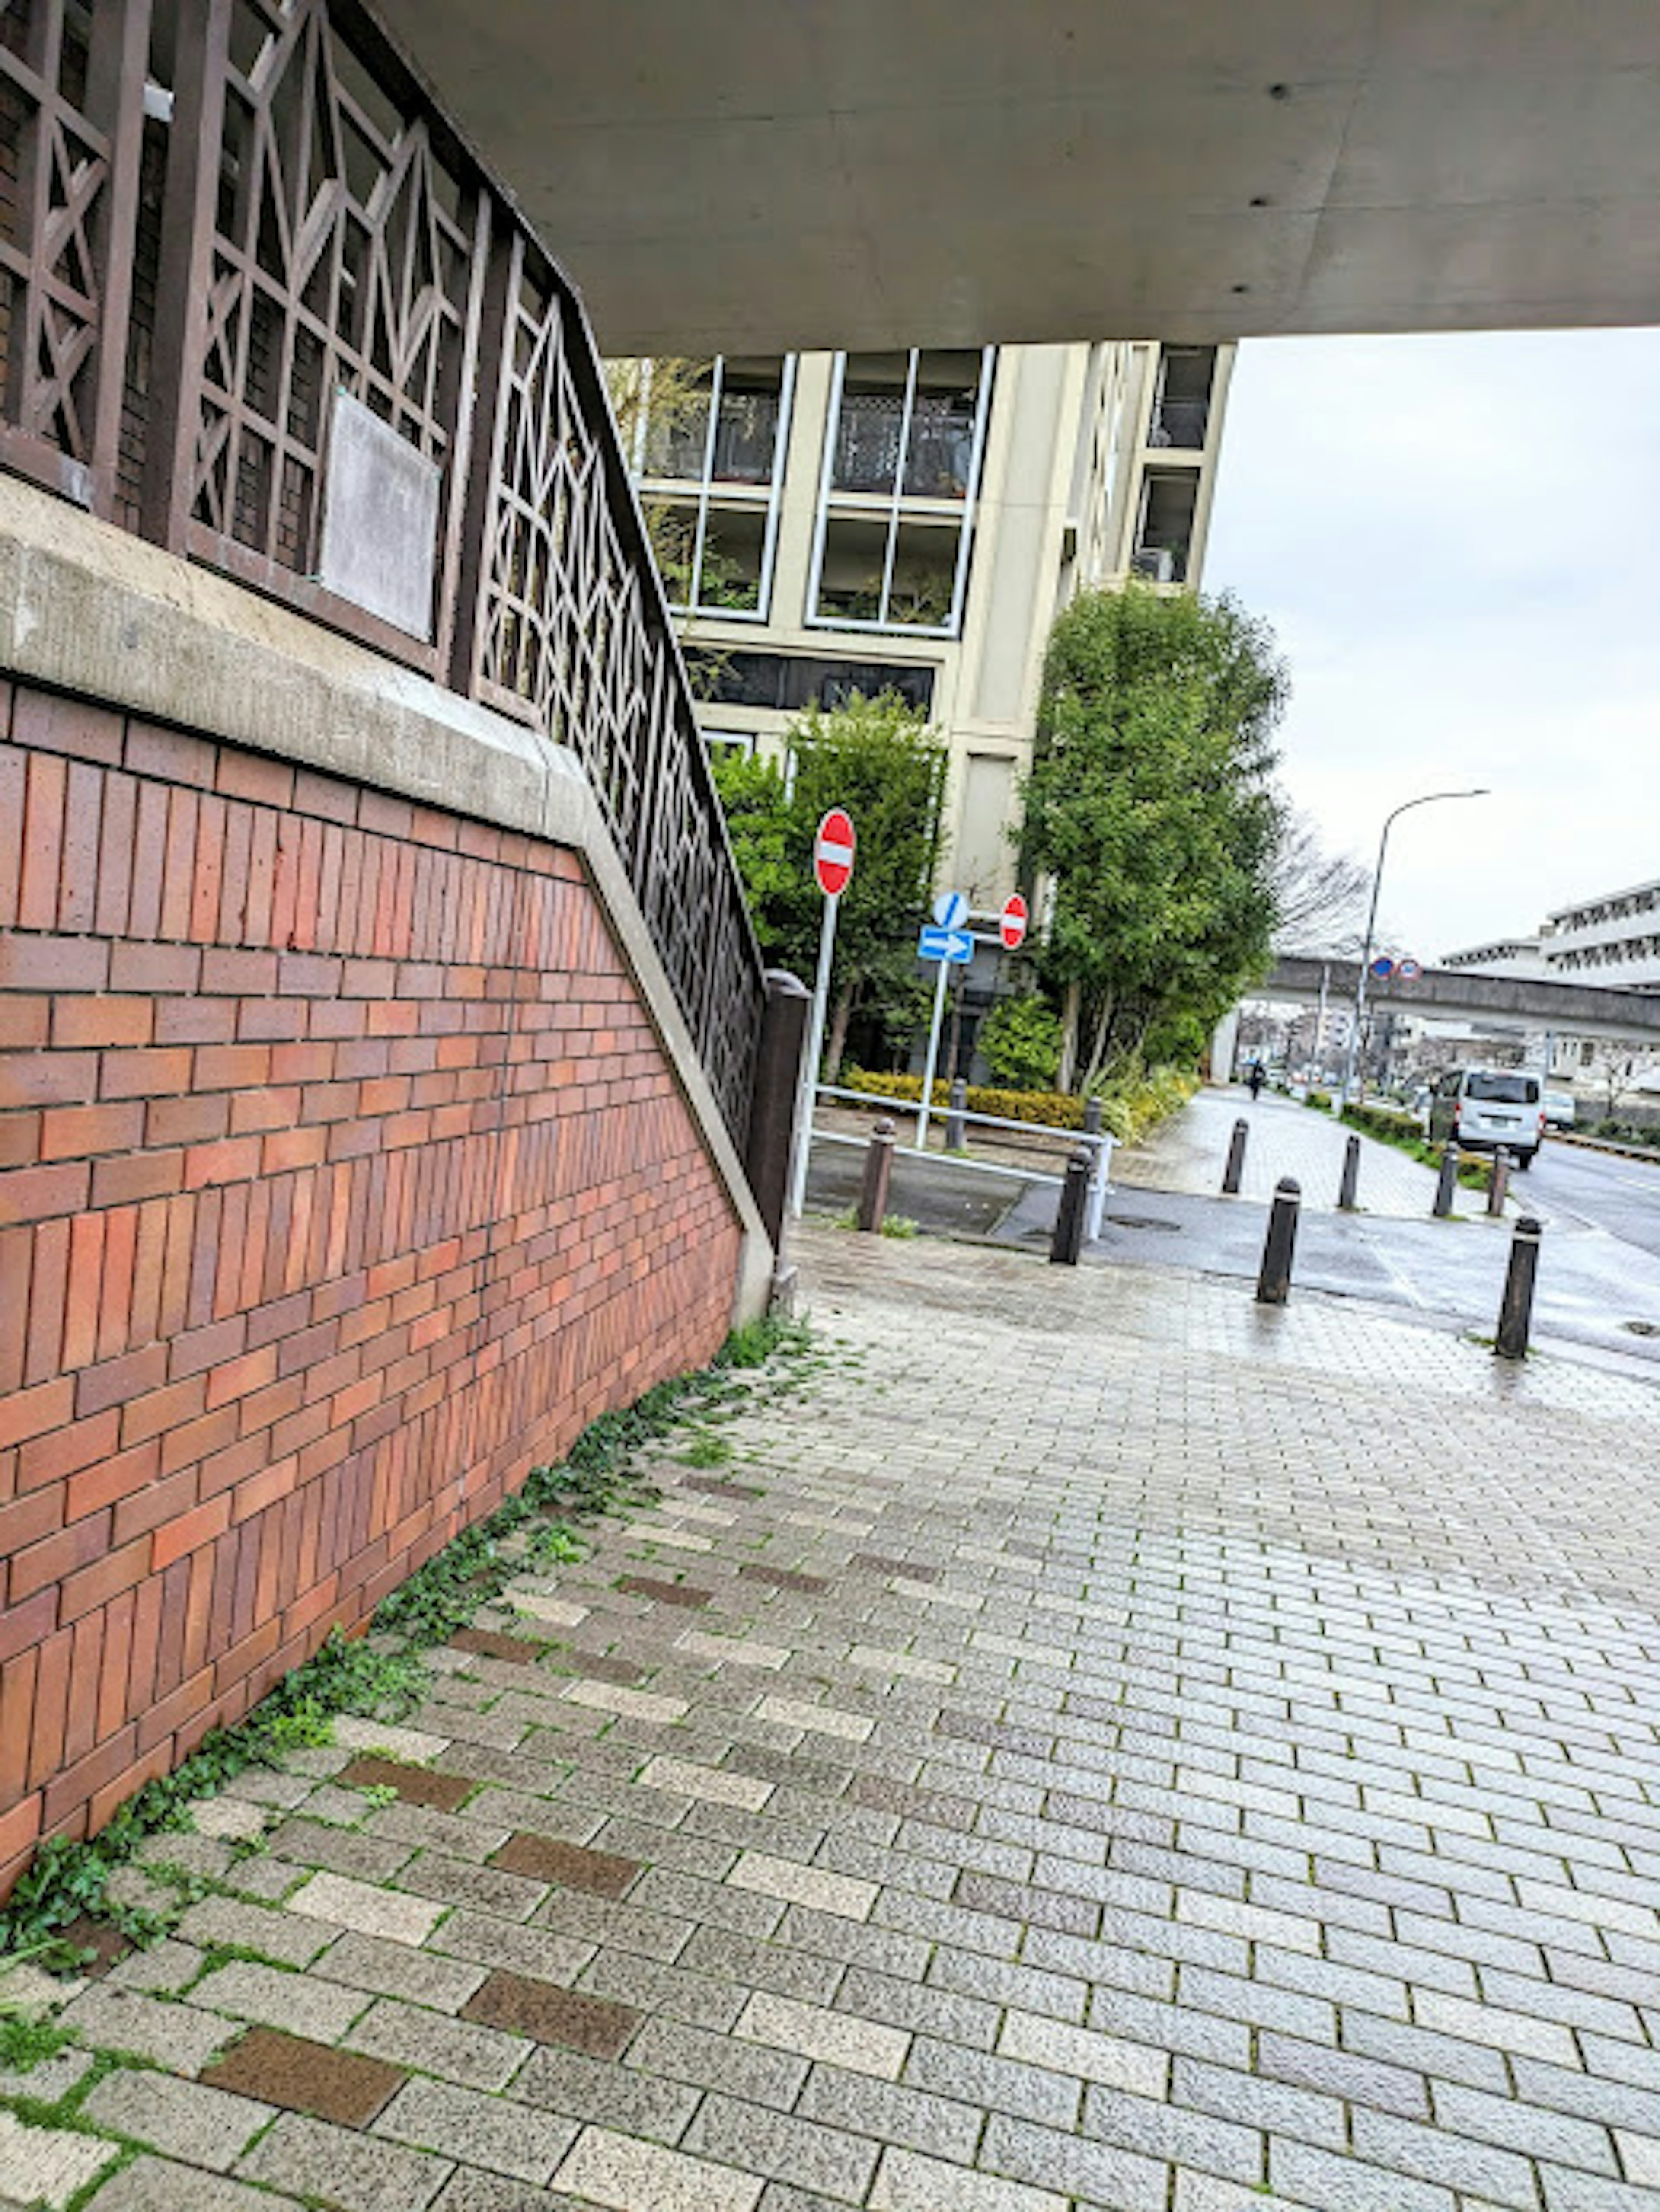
[806, 346, 994, 639]
[638, 356, 797, 625]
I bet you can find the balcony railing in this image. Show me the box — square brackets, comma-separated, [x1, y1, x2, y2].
[1149, 397, 1210, 450]
[0, 0, 765, 1144]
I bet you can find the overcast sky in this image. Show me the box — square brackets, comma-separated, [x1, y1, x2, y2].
[1203, 329, 1660, 962]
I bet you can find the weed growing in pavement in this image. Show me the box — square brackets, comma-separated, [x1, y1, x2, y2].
[0, 1312, 812, 1973]
[679, 1431, 734, 1468]
[0, 2004, 70, 2072]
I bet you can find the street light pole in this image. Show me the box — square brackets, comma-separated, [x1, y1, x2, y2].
[1340, 788, 1489, 1106]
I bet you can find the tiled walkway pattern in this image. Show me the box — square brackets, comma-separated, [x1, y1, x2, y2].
[7, 1229, 1660, 2212]
[1119, 1088, 1501, 1219]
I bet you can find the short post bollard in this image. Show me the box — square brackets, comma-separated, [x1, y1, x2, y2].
[1222, 1117, 1249, 1195]
[1255, 1178, 1300, 1305]
[1050, 1144, 1092, 1266]
[1495, 1215, 1543, 1360]
[944, 1077, 968, 1151]
[1338, 1133, 1361, 1212]
[1433, 1143, 1460, 1219]
[1082, 1097, 1103, 1138]
[1487, 1146, 1511, 1217]
[857, 1117, 896, 1233]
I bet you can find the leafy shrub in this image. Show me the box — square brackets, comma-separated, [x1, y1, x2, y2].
[1303, 1089, 1333, 1113]
[839, 1066, 1199, 1146]
[977, 995, 1063, 1092]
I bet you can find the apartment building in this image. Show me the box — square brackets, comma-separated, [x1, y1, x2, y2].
[618, 342, 1233, 922]
[1535, 879, 1660, 991]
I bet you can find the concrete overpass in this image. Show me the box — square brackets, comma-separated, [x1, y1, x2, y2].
[375, 1, 1660, 354]
[1257, 956, 1660, 1043]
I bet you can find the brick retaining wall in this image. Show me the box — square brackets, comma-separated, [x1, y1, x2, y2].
[0, 680, 744, 1892]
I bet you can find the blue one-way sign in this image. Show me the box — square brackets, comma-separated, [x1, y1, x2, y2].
[918, 926, 974, 964]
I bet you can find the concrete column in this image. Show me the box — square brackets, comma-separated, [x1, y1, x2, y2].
[1210, 1006, 1241, 1085]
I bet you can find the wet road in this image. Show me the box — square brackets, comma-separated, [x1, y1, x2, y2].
[1527, 1136, 1660, 1257]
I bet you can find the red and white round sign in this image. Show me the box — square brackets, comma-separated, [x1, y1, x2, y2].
[999, 893, 1029, 950]
[814, 809, 856, 898]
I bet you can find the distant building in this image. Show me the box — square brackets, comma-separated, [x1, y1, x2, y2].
[1537, 879, 1660, 992]
[617, 342, 1233, 921]
[1440, 937, 1554, 980]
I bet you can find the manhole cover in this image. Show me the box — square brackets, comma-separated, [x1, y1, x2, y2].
[1107, 1213, 1182, 1233]
[1622, 1319, 1660, 1337]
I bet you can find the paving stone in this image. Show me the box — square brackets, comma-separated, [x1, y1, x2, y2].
[398, 1850, 549, 1919]
[189, 1959, 368, 2042]
[175, 1895, 332, 1968]
[201, 2026, 406, 2125]
[338, 1757, 476, 1813]
[979, 2109, 1169, 2210]
[676, 1631, 791, 1670]
[682, 2093, 882, 2201]
[1269, 2135, 1456, 2212]
[285, 1867, 445, 1947]
[870, 2146, 1066, 2211]
[756, 1695, 876, 1743]
[996, 2006, 1170, 2097]
[490, 1834, 642, 1897]
[59, 1984, 233, 2073]
[0, 2111, 121, 2209]
[617, 1576, 713, 1608]
[263, 1819, 414, 1882]
[83, 2068, 275, 2171]
[347, 1995, 531, 2090]
[736, 1989, 910, 2080]
[796, 2065, 984, 2164]
[514, 2044, 703, 2142]
[463, 1970, 640, 2058]
[81, 2157, 306, 2212]
[625, 2014, 811, 2110]
[562, 1679, 690, 1724]
[741, 1564, 830, 1594]
[431, 1908, 596, 1988]
[107, 1939, 203, 1995]
[726, 1849, 877, 1921]
[374, 2076, 578, 2181]
[312, 1928, 487, 2010]
[552, 2126, 763, 2212]
[236, 2111, 452, 2212]
[0, 2048, 94, 2105]
[333, 1717, 452, 1762]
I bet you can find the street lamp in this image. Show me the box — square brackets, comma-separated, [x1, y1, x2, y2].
[1340, 788, 1490, 1105]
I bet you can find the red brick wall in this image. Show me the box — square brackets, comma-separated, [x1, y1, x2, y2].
[0, 680, 744, 1892]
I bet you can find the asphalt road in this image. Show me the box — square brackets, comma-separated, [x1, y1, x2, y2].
[1526, 1136, 1660, 1258]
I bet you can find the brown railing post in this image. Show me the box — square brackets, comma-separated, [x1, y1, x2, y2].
[744, 972, 811, 1248]
[138, 0, 229, 552]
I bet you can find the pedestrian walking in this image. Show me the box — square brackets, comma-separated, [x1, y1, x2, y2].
[1247, 1060, 1265, 1103]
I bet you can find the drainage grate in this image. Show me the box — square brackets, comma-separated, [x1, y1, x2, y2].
[1622, 1319, 1660, 1337]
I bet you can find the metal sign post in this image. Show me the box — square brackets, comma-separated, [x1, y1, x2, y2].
[915, 891, 970, 1151]
[788, 810, 855, 1219]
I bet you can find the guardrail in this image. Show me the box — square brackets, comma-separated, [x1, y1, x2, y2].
[812, 1084, 1117, 1242]
[0, 0, 764, 1140]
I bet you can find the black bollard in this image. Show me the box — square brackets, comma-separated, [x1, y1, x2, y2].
[857, 1117, 897, 1233]
[1433, 1143, 1460, 1219]
[1050, 1145, 1092, 1266]
[1222, 1117, 1249, 1195]
[1255, 1178, 1300, 1305]
[944, 1078, 968, 1152]
[1082, 1097, 1103, 1138]
[1338, 1133, 1361, 1212]
[1495, 1215, 1542, 1360]
[1487, 1146, 1510, 1218]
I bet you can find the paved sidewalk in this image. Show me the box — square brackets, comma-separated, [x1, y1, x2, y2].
[1119, 1087, 1505, 1220]
[8, 1228, 1660, 2212]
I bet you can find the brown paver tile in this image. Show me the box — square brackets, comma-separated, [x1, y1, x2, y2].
[678, 1475, 764, 1500]
[491, 1833, 643, 1898]
[201, 2027, 405, 2126]
[448, 1628, 546, 1664]
[854, 1553, 940, 1582]
[618, 1575, 712, 1607]
[338, 1757, 475, 1813]
[461, 1970, 640, 2058]
[739, 1564, 830, 1594]
[567, 1651, 646, 1686]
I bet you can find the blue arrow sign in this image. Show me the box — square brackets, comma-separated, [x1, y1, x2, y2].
[918, 925, 974, 964]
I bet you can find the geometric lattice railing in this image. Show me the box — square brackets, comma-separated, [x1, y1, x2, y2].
[0, 0, 766, 1144]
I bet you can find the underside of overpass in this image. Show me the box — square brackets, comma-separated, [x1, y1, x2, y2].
[374, 0, 1660, 355]
[1258, 956, 1660, 1043]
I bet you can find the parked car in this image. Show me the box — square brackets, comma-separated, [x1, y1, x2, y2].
[1544, 1089, 1577, 1130]
[1427, 1067, 1546, 1168]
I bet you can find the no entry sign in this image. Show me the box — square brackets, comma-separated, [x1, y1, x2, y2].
[999, 893, 1029, 950]
[814, 809, 856, 898]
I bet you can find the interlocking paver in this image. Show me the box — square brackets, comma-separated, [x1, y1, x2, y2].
[26, 1226, 1660, 2212]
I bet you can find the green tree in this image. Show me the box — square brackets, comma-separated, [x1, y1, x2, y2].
[978, 993, 1064, 1091]
[1022, 582, 1288, 1089]
[711, 693, 947, 1079]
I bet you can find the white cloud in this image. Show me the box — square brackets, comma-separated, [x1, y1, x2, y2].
[1204, 330, 1660, 956]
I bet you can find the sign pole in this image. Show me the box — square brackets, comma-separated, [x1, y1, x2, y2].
[914, 955, 951, 1152]
[788, 894, 838, 1217]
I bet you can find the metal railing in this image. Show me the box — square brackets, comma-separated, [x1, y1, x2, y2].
[0, 0, 766, 1142]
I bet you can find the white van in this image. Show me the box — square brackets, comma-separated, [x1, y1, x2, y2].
[1427, 1068, 1546, 1168]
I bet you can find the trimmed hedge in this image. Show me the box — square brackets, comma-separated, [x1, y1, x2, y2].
[839, 1066, 1200, 1146]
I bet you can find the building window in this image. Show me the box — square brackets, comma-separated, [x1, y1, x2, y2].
[688, 648, 936, 716]
[635, 356, 794, 620]
[1132, 469, 1199, 583]
[1149, 346, 1216, 450]
[810, 347, 993, 636]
